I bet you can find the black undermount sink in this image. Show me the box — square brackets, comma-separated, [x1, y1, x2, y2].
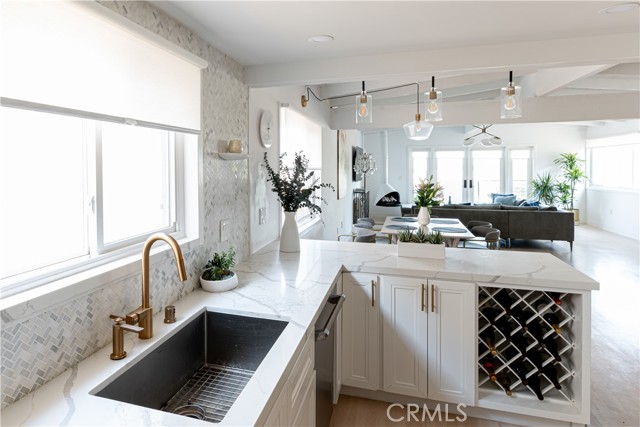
[92, 311, 288, 423]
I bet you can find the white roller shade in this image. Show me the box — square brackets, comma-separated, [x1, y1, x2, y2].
[1, 1, 206, 132]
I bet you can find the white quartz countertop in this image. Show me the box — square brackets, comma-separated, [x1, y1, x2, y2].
[1, 241, 598, 427]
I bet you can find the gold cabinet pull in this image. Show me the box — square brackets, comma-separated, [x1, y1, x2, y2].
[371, 280, 375, 307]
[431, 284, 436, 312]
[421, 284, 425, 311]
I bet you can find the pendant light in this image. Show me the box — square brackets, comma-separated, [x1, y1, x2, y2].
[500, 71, 522, 119]
[403, 84, 434, 140]
[425, 76, 442, 121]
[355, 81, 373, 124]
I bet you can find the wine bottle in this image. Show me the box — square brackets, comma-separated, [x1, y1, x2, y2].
[543, 364, 562, 390]
[515, 309, 535, 329]
[511, 332, 530, 355]
[503, 346, 529, 386]
[480, 329, 498, 356]
[481, 355, 498, 381]
[481, 306, 500, 323]
[494, 316, 513, 340]
[527, 374, 545, 400]
[494, 290, 516, 314]
[497, 372, 513, 396]
[547, 292, 563, 305]
[526, 349, 544, 373]
[543, 312, 562, 334]
[526, 319, 545, 343]
[543, 336, 562, 362]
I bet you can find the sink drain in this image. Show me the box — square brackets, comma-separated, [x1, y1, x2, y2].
[172, 404, 206, 420]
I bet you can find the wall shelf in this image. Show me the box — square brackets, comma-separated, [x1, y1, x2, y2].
[218, 153, 250, 160]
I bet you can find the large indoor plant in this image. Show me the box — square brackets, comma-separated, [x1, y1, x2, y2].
[414, 175, 444, 226]
[554, 152, 587, 222]
[200, 247, 237, 292]
[263, 152, 334, 252]
[530, 172, 556, 205]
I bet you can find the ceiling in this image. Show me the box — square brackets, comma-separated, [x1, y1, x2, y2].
[152, 1, 640, 128]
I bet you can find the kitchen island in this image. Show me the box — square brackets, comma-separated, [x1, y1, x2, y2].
[1, 240, 598, 426]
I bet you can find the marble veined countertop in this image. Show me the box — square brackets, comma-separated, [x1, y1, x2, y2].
[0, 241, 598, 427]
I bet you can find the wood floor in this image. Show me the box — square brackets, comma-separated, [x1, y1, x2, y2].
[330, 226, 640, 427]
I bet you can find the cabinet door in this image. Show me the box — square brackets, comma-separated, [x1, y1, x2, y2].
[264, 382, 288, 427]
[427, 279, 476, 405]
[292, 371, 316, 427]
[341, 272, 379, 390]
[380, 275, 429, 398]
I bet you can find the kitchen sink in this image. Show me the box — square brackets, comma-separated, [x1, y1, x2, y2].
[92, 310, 288, 423]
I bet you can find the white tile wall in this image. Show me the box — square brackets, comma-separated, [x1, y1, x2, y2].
[1, 1, 249, 408]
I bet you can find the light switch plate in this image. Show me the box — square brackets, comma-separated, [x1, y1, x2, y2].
[220, 219, 230, 242]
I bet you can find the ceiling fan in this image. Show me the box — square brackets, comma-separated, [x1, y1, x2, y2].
[463, 125, 503, 147]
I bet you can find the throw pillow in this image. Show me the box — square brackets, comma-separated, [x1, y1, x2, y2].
[491, 193, 515, 204]
[494, 195, 517, 206]
[522, 200, 540, 207]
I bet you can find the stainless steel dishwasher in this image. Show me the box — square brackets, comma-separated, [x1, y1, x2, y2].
[314, 287, 346, 427]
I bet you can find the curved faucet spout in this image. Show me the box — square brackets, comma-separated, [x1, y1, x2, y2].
[137, 233, 188, 339]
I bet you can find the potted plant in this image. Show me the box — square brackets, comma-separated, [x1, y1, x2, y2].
[414, 175, 444, 226]
[397, 229, 446, 259]
[530, 172, 556, 205]
[200, 247, 237, 292]
[554, 152, 588, 222]
[263, 152, 334, 252]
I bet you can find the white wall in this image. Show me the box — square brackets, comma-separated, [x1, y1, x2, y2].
[363, 123, 586, 209]
[585, 120, 640, 240]
[248, 86, 361, 251]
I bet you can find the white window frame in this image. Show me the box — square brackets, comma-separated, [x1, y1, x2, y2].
[0, 106, 201, 299]
[587, 136, 640, 191]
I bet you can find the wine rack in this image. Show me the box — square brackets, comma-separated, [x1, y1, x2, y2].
[477, 286, 578, 404]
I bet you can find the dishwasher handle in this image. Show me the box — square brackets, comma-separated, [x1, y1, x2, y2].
[315, 294, 346, 341]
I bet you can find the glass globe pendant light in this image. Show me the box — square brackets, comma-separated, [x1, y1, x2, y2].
[500, 70, 522, 119]
[403, 83, 434, 140]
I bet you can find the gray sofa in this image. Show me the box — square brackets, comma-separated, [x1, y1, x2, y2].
[431, 204, 575, 250]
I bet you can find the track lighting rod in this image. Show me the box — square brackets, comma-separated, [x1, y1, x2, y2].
[302, 82, 418, 108]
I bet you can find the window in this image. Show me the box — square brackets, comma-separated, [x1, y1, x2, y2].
[588, 138, 640, 190]
[510, 149, 532, 200]
[407, 146, 532, 204]
[279, 107, 323, 227]
[0, 106, 195, 292]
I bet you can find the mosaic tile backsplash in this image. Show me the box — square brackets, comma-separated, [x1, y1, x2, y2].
[1, 1, 249, 408]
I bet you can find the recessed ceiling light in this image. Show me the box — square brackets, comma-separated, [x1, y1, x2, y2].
[307, 35, 334, 43]
[599, 2, 640, 14]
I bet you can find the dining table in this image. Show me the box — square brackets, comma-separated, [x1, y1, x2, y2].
[380, 216, 475, 247]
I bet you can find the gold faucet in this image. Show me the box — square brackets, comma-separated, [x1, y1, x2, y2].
[111, 233, 188, 348]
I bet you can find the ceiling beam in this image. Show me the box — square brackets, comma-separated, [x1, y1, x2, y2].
[532, 65, 615, 97]
[245, 33, 639, 87]
[329, 92, 640, 130]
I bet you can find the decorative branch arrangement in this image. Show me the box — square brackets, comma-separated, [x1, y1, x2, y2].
[263, 152, 335, 215]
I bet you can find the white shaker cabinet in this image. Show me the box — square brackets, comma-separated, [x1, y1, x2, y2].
[427, 279, 476, 405]
[341, 272, 380, 390]
[380, 275, 429, 397]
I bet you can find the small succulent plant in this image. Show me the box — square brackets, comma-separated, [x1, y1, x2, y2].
[427, 230, 445, 245]
[411, 228, 429, 243]
[398, 229, 413, 243]
[202, 247, 236, 281]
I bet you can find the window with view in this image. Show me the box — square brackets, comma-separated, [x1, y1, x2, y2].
[279, 107, 323, 227]
[588, 139, 639, 190]
[0, 106, 196, 290]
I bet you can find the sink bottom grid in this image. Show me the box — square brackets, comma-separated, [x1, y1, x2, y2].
[162, 363, 254, 423]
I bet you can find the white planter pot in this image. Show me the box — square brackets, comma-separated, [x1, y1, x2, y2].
[200, 272, 238, 293]
[280, 211, 300, 253]
[397, 241, 445, 259]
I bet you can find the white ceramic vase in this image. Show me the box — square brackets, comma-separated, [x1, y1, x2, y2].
[417, 206, 431, 230]
[280, 211, 300, 252]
